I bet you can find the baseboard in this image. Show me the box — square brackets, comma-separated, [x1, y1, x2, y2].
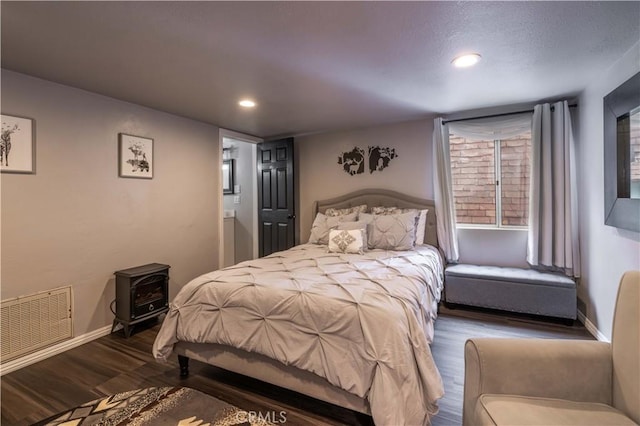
[577, 310, 609, 342]
[0, 325, 113, 376]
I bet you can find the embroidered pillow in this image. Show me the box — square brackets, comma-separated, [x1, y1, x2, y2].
[308, 212, 358, 245]
[328, 229, 366, 254]
[324, 204, 368, 217]
[359, 211, 417, 251]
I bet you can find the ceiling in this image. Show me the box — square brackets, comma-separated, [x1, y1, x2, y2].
[1, 1, 639, 138]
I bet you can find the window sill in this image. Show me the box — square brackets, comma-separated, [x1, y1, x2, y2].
[457, 225, 528, 231]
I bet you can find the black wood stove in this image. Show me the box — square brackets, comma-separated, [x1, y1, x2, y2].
[111, 263, 170, 337]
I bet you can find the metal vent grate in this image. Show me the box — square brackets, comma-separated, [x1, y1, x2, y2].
[1, 286, 72, 363]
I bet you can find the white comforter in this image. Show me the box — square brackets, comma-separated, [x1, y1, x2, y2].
[153, 243, 445, 425]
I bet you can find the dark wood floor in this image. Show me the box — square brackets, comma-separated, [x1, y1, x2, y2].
[1, 306, 593, 426]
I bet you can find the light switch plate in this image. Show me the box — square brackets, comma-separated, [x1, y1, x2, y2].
[234, 195, 241, 204]
[234, 184, 241, 194]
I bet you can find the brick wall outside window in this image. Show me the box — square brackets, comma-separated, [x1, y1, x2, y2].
[450, 137, 495, 225]
[450, 134, 531, 226]
[500, 136, 531, 226]
[616, 112, 639, 196]
[630, 113, 640, 187]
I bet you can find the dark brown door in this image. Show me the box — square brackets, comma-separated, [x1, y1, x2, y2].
[257, 138, 295, 257]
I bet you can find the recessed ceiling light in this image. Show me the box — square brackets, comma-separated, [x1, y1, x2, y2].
[452, 53, 482, 68]
[239, 99, 256, 108]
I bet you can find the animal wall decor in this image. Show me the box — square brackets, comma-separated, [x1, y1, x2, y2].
[338, 146, 398, 176]
[0, 114, 35, 174]
[118, 133, 154, 179]
[0, 123, 19, 167]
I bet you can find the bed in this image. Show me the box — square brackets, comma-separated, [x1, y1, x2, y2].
[153, 189, 445, 425]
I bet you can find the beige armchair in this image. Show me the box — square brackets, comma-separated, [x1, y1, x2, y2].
[463, 271, 639, 426]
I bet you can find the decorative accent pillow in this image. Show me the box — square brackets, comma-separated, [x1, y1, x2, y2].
[371, 206, 400, 215]
[359, 211, 418, 251]
[328, 229, 366, 254]
[324, 204, 368, 217]
[308, 212, 358, 245]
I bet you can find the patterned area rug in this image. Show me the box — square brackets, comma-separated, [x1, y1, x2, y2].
[33, 386, 275, 426]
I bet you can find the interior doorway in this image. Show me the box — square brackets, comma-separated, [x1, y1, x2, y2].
[219, 129, 262, 268]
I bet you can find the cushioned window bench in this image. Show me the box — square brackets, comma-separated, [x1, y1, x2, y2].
[444, 264, 577, 320]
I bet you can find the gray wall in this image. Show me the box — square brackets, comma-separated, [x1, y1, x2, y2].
[296, 118, 529, 267]
[457, 228, 528, 268]
[1, 70, 221, 337]
[296, 120, 435, 243]
[223, 139, 255, 263]
[577, 40, 640, 340]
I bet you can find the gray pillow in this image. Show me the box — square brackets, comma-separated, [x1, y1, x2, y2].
[359, 211, 417, 250]
[308, 212, 358, 245]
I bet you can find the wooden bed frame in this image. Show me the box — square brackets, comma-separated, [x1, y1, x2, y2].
[174, 189, 439, 415]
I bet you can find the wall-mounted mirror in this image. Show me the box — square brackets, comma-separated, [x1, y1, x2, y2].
[604, 71, 640, 232]
[222, 159, 234, 194]
[621, 106, 640, 198]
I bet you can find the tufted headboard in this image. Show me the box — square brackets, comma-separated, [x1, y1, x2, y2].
[313, 188, 438, 248]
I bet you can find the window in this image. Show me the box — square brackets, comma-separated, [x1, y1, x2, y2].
[449, 129, 531, 228]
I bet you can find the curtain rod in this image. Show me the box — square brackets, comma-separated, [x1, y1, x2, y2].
[442, 104, 578, 125]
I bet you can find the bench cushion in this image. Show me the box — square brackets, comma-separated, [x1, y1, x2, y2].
[445, 264, 575, 288]
[445, 264, 577, 319]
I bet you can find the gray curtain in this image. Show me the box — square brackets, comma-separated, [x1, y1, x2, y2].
[527, 101, 581, 277]
[433, 117, 459, 262]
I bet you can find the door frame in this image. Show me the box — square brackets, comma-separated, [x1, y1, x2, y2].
[218, 129, 263, 269]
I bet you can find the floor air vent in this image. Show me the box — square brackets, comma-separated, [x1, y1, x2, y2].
[1, 286, 73, 363]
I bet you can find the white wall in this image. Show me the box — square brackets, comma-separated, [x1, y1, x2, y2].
[457, 228, 528, 268]
[223, 138, 256, 263]
[1, 70, 221, 337]
[577, 41, 640, 340]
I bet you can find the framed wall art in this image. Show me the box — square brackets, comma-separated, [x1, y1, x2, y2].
[1, 113, 35, 174]
[119, 133, 153, 179]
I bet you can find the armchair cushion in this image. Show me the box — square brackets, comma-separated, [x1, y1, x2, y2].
[475, 395, 637, 426]
[464, 338, 612, 425]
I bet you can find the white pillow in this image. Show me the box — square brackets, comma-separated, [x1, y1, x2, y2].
[370, 207, 428, 245]
[328, 229, 366, 254]
[308, 212, 358, 245]
[415, 209, 428, 245]
[359, 211, 417, 251]
[337, 221, 368, 231]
